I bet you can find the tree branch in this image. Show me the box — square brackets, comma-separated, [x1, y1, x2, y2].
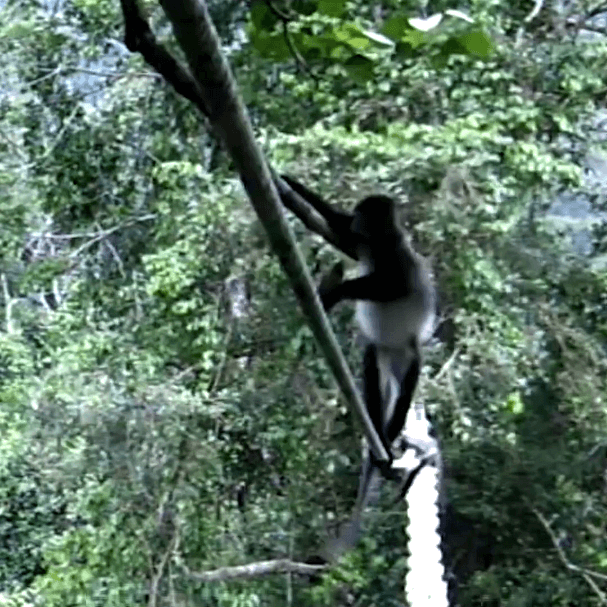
[263, 0, 314, 77]
[180, 558, 326, 582]
[118, 0, 388, 464]
[531, 506, 607, 605]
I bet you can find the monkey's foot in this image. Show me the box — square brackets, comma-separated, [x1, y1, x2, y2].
[368, 452, 401, 481]
[391, 450, 418, 470]
[393, 443, 439, 470]
[396, 448, 440, 501]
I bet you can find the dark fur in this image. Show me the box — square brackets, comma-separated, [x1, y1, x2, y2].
[278, 176, 437, 558]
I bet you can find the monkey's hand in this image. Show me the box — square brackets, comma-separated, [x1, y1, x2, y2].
[318, 261, 344, 312]
[318, 287, 337, 312]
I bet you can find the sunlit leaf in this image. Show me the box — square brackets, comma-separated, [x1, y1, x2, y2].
[363, 30, 395, 47]
[402, 28, 427, 48]
[445, 9, 474, 23]
[506, 391, 524, 415]
[409, 13, 443, 32]
[334, 23, 371, 50]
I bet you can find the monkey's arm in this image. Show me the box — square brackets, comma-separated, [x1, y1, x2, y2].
[281, 175, 353, 232]
[319, 274, 414, 311]
[275, 175, 358, 258]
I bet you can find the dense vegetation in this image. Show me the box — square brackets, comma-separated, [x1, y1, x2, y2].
[1, 0, 606, 605]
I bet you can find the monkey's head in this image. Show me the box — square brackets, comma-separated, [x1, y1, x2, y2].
[351, 195, 397, 237]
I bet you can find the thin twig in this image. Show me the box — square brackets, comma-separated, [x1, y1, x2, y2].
[69, 215, 156, 258]
[1, 274, 14, 333]
[531, 505, 607, 604]
[585, 1, 607, 20]
[431, 347, 459, 383]
[24, 104, 81, 168]
[66, 66, 162, 80]
[264, 1, 314, 77]
[524, 0, 545, 23]
[148, 534, 179, 607]
[103, 239, 126, 276]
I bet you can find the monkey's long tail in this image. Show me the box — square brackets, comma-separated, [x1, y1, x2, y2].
[320, 452, 383, 561]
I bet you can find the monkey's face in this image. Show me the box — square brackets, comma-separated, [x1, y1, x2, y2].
[351, 196, 396, 237]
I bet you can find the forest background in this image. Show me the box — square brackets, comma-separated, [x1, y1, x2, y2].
[1, 0, 607, 605]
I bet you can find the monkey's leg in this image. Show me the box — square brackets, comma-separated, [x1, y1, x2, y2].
[363, 344, 384, 442]
[386, 351, 420, 445]
[363, 345, 396, 463]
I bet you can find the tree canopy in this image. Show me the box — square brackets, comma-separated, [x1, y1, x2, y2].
[1, 1, 607, 605]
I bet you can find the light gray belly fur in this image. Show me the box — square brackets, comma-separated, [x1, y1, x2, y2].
[356, 294, 434, 349]
[354, 248, 435, 349]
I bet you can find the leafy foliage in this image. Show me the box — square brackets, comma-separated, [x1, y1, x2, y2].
[248, 0, 494, 77]
[0, 0, 606, 605]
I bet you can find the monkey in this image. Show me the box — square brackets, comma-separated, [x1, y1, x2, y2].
[276, 175, 438, 557]
[279, 176, 436, 461]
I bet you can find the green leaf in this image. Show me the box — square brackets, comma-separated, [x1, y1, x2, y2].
[333, 23, 371, 50]
[506, 391, 524, 415]
[381, 15, 410, 41]
[298, 32, 344, 60]
[251, 31, 292, 60]
[402, 28, 427, 48]
[343, 54, 374, 83]
[438, 36, 467, 59]
[457, 30, 494, 57]
[250, 1, 278, 31]
[317, 0, 347, 17]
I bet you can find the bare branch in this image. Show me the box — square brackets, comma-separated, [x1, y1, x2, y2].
[585, 1, 607, 20]
[25, 104, 81, 168]
[148, 535, 179, 607]
[263, 0, 290, 21]
[66, 67, 162, 80]
[264, 1, 315, 77]
[524, 0, 544, 23]
[531, 506, 607, 605]
[69, 215, 156, 258]
[1, 274, 15, 334]
[431, 347, 460, 382]
[180, 558, 326, 582]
